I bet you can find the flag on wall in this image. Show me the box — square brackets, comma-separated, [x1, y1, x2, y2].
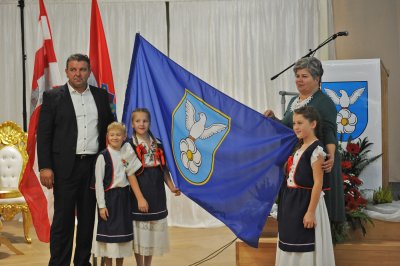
[122, 34, 297, 247]
[89, 0, 116, 118]
[19, 0, 62, 243]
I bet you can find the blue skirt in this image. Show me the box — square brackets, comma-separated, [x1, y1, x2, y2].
[132, 167, 168, 221]
[96, 186, 133, 243]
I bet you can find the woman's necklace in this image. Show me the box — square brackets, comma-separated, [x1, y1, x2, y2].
[290, 94, 313, 112]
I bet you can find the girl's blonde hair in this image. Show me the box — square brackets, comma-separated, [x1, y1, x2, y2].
[107, 122, 127, 135]
[131, 108, 158, 149]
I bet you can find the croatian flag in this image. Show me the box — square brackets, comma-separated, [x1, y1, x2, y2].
[89, 0, 116, 119]
[19, 0, 62, 243]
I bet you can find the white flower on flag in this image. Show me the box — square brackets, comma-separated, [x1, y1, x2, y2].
[179, 99, 227, 174]
[337, 109, 357, 133]
[180, 138, 202, 174]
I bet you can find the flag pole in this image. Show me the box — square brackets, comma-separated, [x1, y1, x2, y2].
[18, 0, 27, 131]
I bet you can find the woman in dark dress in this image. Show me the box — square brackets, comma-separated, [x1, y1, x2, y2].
[265, 57, 345, 223]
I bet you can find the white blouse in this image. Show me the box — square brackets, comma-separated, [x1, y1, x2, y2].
[131, 136, 162, 167]
[95, 145, 142, 208]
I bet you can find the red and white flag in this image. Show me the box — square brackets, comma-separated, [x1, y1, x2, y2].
[89, 0, 116, 118]
[19, 0, 62, 243]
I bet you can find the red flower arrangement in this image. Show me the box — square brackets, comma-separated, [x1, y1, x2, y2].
[343, 172, 366, 212]
[333, 136, 382, 242]
[340, 137, 381, 212]
[346, 143, 360, 155]
[341, 160, 352, 170]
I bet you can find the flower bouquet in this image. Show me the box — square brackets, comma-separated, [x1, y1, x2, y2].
[332, 136, 382, 243]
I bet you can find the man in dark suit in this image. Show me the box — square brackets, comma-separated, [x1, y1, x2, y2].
[37, 54, 115, 266]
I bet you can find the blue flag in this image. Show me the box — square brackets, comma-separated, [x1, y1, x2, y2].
[122, 34, 297, 247]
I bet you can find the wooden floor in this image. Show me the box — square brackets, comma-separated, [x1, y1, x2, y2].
[0, 220, 237, 266]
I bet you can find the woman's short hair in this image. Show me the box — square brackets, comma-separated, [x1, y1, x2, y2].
[293, 57, 324, 81]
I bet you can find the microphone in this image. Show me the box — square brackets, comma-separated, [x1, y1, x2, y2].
[336, 31, 349, 36]
[270, 30, 349, 81]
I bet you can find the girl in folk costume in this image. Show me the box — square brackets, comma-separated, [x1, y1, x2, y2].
[92, 122, 142, 266]
[127, 108, 180, 266]
[276, 106, 335, 266]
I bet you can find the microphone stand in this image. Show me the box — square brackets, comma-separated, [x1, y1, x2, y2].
[18, 0, 27, 131]
[271, 32, 344, 81]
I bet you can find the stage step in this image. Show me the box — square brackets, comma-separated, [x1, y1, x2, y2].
[348, 219, 400, 241]
[254, 217, 400, 265]
[261, 216, 278, 238]
[262, 217, 400, 241]
[334, 240, 400, 266]
[236, 238, 277, 266]
[236, 238, 400, 266]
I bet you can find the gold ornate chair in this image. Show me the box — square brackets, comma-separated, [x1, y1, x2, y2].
[0, 121, 32, 254]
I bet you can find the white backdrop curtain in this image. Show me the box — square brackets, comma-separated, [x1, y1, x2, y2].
[0, 1, 24, 126]
[0, 0, 167, 125]
[0, 0, 333, 228]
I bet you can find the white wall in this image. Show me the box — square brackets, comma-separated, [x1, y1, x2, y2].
[333, 0, 400, 182]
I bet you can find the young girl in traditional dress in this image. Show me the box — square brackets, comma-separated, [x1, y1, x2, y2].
[276, 106, 335, 266]
[92, 122, 142, 266]
[127, 108, 180, 266]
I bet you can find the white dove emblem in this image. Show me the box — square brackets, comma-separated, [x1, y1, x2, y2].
[325, 88, 364, 108]
[185, 100, 227, 140]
